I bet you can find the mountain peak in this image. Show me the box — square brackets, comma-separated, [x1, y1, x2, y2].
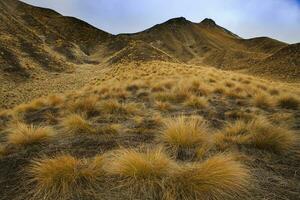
[165, 17, 190, 24]
[200, 18, 217, 27]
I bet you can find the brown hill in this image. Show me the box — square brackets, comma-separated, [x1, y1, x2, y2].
[0, 0, 299, 83]
[0, 0, 111, 78]
[252, 43, 300, 79]
[125, 17, 289, 71]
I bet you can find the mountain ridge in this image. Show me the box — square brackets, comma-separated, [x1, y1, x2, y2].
[0, 0, 299, 81]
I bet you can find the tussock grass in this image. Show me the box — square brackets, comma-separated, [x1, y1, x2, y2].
[216, 118, 297, 152]
[154, 100, 173, 111]
[170, 154, 250, 200]
[99, 100, 140, 115]
[184, 96, 208, 109]
[106, 148, 176, 198]
[14, 98, 47, 114]
[69, 95, 99, 114]
[47, 95, 64, 107]
[96, 124, 123, 135]
[159, 116, 210, 149]
[7, 123, 54, 146]
[61, 114, 94, 134]
[252, 93, 274, 109]
[277, 95, 299, 109]
[28, 155, 105, 199]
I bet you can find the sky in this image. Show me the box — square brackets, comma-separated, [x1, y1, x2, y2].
[21, 0, 300, 43]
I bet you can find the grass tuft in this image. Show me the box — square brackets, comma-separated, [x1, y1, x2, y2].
[170, 154, 250, 200]
[216, 118, 297, 152]
[159, 116, 210, 149]
[277, 95, 299, 109]
[7, 123, 54, 146]
[28, 155, 105, 199]
[61, 114, 94, 134]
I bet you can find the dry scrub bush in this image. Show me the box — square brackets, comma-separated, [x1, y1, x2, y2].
[28, 155, 105, 200]
[216, 118, 296, 152]
[7, 123, 54, 146]
[61, 114, 94, 134]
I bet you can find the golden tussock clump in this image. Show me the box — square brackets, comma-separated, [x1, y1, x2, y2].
[96, 124, 123, 135]
[13, 98, 47, 114]
[154, 100, 173, 111]
[159, 116, 210, 149]
[277, 95, 299, 109]
[28, 155, 105, 200]
[7, 123, 54, 146]
[170, 154, 250, 200]
[184, 96, 209, 109]
[68, 95, 99, 114]
[99, 100, 140, 115]
[106, 148, 176, 199]
[252, 93, 274, 109]
[216, 118, 297, 152]
[46, 95, 65, 107]
[61, 114, 94, 134]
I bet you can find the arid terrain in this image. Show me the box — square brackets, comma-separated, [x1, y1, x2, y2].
[0, 0, 299, 200]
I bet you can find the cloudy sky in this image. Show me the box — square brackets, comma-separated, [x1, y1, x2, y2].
[21, 0, 300, 43]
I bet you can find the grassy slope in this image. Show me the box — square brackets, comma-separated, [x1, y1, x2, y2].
[0, 61, 299, 200]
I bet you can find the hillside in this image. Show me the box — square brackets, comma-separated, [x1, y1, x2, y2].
[0, 61, 300, 200]
[0, 0, 111, 78]
[0, 1, 300, 200]
[253, 43, 300, 80]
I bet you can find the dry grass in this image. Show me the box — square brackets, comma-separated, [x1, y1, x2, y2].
[170, 154, 250, 199]
[99, 100, 140, 115]
[184, 96, 209, 109]
[154, 100, 173, 111]
[7, 123, 54, 146]
[28, 155, 105, 199]
[61, 114, 94, 134]
[68, 95, 99, 114]
[252, 93, 274, 109]
[96, 124, 123, 135]
[106, 148, 176, 198]
[277, 95, 299, 109]
[216, 118, 297, 152]
[46, 95, 64, 107]
[159, 116, 210, 149]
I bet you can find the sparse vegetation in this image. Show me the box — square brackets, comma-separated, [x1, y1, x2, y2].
[28, 155, 105, 199]
[7, 123, 54, 146]
[277, 95, 299, 109]
[61, 114, 94, 134]
[216, 118, 296, 152]
[159, 116, 210, 150]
